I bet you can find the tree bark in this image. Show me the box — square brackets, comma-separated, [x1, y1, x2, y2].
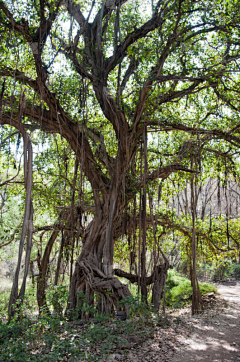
[67, 210, 132, 318]
[141, 125, 148, 300]
[152, 261, 169, 312]
[190, 159, 202, 315]
[8, 127, 33, 319]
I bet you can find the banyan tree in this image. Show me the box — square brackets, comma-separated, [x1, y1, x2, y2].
[1, 0, 240, 317]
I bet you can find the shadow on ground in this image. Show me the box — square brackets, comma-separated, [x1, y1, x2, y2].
[172, 281, 240, 362]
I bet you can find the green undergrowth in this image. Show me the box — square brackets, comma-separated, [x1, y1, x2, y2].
[181, 261, 240, 282]
[0, 295, 156, 362]
[0, 272, 218, 361]
[165, 269, 217, 308]
[212, 262, 240, 281]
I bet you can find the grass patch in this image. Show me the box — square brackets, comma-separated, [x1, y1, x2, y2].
[165, 269, 217, 308]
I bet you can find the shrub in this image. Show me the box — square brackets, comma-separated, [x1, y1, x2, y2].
[165, 269, 216, 308]
[229, 263, 240, 279]
[212, 262, 240, 281]
[0, 320, 26, 344]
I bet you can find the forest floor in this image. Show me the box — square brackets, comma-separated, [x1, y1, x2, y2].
[1, 280, 240, 361]
[111, 281, 240, 362]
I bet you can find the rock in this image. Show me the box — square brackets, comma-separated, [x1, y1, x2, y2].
[127, 353, 134, 359]
[207, 292, 215, 298]
[117, 340, 133, 349]
[127, 335, 140, 344]
[116, 311, 127, 321]
[114, 354, 122, 360]
[107, 354, 116, 362]
[106, 353, 124, 362]
[157, 316, 170, 327]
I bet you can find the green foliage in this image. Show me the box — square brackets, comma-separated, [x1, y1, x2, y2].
[0, 320, 26, 344]
[0, 279, 37, 321]
[0, 293, 153, 361]
[46, 285, 69, 317]
[119, 295, 151, 318]
[165, 270, 217, 308]
[196, 262, 217, 281]
[0, 289, 9, 319]
[229, 263, 240, 279]
[213, 262, 240, 281]
[196, 261, 240, 281]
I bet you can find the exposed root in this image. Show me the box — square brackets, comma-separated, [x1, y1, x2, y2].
[75, 259, 131, 316]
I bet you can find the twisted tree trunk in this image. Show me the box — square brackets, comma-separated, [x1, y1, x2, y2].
[67, 209, 132, 318]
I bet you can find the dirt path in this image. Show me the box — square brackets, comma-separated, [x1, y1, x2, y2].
[106, 283, 240, 362]
[172, 281, 240, 362]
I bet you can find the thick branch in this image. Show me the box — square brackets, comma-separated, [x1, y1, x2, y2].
[148, 119, 240, 147]
[105, 10, 165, 75]
[114, 265, 162, 285]
[0, 67, 38, 90]
[146, 163, 195, 185]
[0, 1, 32, 42]
[1, 110, 108, 205]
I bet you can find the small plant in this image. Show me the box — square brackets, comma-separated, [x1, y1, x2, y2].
[76, 290, 97, 319]
[119, 295, 150, 319]
[46, 284, 69, 317]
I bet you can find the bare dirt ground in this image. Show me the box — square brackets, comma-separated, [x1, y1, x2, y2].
[114, 282, 240, 362]
[171, 281, 240, 362]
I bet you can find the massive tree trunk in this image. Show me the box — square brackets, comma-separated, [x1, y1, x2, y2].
[67, 207, 132, 318]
